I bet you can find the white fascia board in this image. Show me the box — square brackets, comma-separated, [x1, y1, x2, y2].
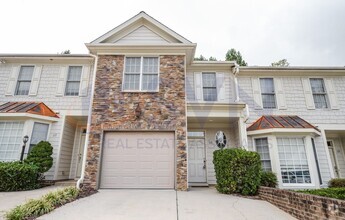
[187, 103, 246, 118]
[247, 128, 321, 136]
[318, 124, 345, 131]
[0, 113, 59, 122]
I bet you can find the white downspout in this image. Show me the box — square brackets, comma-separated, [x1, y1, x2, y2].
[77, 54, 98, 189]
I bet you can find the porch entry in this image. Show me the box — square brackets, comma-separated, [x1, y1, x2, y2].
[327, 140, 340, 178]
[76, 129, 87, 178]
[188, 132, 207, 183]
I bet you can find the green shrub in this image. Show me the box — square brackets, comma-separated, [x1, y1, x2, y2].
[260, 171, 278, 188]
[25, 141, 53, 173]
[0, 161, 40, 191]
[5, 187, 80, 220]
[328, 178, 345, 188]
[297, 188, 345, 200]
[213, 148, 262, 195]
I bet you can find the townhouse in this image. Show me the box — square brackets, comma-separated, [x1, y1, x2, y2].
[0, 12, 344, 190]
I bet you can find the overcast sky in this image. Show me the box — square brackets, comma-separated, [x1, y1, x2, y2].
[1, 0, 344, 66]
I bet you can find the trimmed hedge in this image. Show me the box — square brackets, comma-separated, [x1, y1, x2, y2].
[5, 187, 80, 220]
[328, 178, 345, 188]
[25, 141, 53, 173]
[260, 171, 278, 188]
[213, 148, 262, 195]
[0, 162, 40, 191]
[297, 188, 345, 200]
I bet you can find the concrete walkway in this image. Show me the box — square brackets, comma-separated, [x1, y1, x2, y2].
[39, 187, 295, 220]
[0, 186, 63, 219]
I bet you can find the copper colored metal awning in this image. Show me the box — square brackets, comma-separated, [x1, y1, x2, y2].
[0, 102, 59, 118]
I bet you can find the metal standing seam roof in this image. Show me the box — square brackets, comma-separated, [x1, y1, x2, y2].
[247, 115, 320, 132]
[0, 102, 59, 118]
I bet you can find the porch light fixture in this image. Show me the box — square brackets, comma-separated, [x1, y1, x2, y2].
[20, 135, 29, 162]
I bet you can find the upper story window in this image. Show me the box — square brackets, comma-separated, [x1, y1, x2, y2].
[65, 66, 82, 96]
[202, 72, 217, 101]
[310, 78, 328, 109]
[123, 57, 159, 91]
[15, 66, 34, 95]
[260, 78, 276, 109]
[277, 137, 311, 184]
[255, 138, 272, 171]
[29, 122, 49, 152]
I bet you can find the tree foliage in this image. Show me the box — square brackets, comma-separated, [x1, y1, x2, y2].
[194, 55, 218, 61]
[271, 59, 289, 67]
[25, 141, 53, 173]
[60, 50, 71, 54]
[225, 48, 247, 66]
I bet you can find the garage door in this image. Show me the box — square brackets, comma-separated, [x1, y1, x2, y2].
[100, 132, 175, 189]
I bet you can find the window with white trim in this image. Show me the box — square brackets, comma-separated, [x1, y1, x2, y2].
[29, 122, 49, 152]
[15, 66, 34, 95]
[277, 137, 311, 184]
[310, 78, 328, 109]
[202, 72, 217, 101]
[65, 66, 82, 96]
[255, 138, 272, 171]
[260, 78, 276, 109]
[123, 57, 159, 91]
[0, 122, 24, 162]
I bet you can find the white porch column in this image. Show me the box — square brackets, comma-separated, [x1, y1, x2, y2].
[238, 117, 248, 150]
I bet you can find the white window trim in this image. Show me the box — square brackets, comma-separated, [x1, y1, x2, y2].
[201, 72, 218, 102]
[254, 137, 272, 171]
[64, 65, 84, 97]
[122, 56, 160, 92]
[259, 77, 277, 109]
[15, 65, 36, 96]
[309, 77, 330, 109]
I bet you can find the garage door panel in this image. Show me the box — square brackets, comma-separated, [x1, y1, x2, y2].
[100, 132, 175, 189]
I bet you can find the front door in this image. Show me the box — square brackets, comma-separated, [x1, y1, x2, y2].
[76, 129, 86, 178]
[188, 139, 207, 183]
[327, 140, 340, 178]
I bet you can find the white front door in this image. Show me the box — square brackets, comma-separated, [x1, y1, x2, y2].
[188, 139, 206, 183]
[76, 130, 86, 178]
[327, 140, 340, 178]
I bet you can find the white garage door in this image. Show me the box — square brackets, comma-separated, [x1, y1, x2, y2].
[100, 132, 175, 189]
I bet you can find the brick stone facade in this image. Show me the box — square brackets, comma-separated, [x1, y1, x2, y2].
[259, 187, 345, 220]
[83, 55, 188, 190]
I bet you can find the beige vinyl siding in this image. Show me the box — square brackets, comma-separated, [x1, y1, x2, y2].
[115, 25, 168, 44]
[56, 117, 76, 180]
[186, 71, 236, 103]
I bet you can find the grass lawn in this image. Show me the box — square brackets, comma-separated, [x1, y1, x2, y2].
[297, 188, 345, 200]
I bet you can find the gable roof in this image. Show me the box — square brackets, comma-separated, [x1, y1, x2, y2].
[247, 115, 320, 132]
[91, 11, 192, 44]
[0, 102, 59, 118]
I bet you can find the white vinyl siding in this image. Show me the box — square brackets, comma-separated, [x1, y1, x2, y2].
[277, 137, 311, 184]
[260, 78, 276, 109]
[29, 122, 49, 152]
[115, 25, 168, 44]
[123, 57, 158, 91]
[255, 138, 272, 171]
[202, 73, 217, 101]
[65, 66, 82, 96]
[0, 122, 24, 162]
[310, 78, 328, 109]
[15, 66, 34, 95]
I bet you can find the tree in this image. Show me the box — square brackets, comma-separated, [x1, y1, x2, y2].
[194, 55, 208, 61]
[271, 59, 289, 67]
[209, 56, 217, 61]
[225, 49, 247, 66]
[25, 141, 53, 173]
[61, 50, 71, 54]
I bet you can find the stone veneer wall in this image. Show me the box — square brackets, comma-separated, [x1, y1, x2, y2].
[259, 187, 345, 220]
[83, 55, 187, 190]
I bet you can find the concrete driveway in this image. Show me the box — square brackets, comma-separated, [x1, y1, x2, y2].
[39, 187, 295, 220]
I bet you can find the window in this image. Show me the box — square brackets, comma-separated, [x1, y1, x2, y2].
[255, 138, 272, 171]
[15, 66, 34, 95]
[0, 122, 24, 162]
[29, 123, 49, 152]
[260, 78, 276, 109]
[187, 131, 205, 138]
[65, 66, 82, 96]
[310, 78, 328, 108]
[202, 72, 217, 101]
[123, 57, 159, 91]
[277, 137, 311, 184]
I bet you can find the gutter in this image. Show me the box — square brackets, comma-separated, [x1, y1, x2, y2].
[76, 54, 98, 189]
